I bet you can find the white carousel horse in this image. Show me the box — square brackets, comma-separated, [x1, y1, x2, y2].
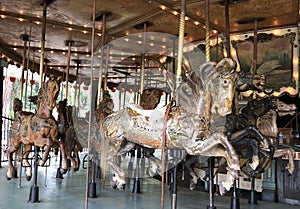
[99, 58, 240, 195]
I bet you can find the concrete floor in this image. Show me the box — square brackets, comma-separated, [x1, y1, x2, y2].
[0, 159, 299, 209]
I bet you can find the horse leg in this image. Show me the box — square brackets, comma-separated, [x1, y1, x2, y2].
[5, 137, 22, 180]
[33, 136, 53, 168]
[73, 146, 80, 171]
[184, 156, 200, 190]
[233, 137, 260, 172]
[23, 144, 33, 181]
[274, 148, 295, 175]
[201, 133, 240, 195]
[59, 140, 68, 174]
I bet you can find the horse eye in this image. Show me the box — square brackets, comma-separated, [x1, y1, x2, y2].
[223, 79, 228, 84]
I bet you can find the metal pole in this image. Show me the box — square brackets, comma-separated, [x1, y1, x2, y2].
[139, 22, 147, 103]
[231, 179, 240, 209]
[176, 0, 186, 89]
[207, 157, 216, 209]
[0, 58, 8, 168]
[103, 45, 109, 91]
[20, 34, 29, 100]
[85, 0, 96, 208]
[224, 0, 230, 58]
[252, 18, 258, 75]
[205, 0, 210, 62]
[65, 40, 73, 100]
[39, 0, 47, 88]
[171, 154, 178, 209]
[97, 12, 107, 105]
[24, 27, 32, 111]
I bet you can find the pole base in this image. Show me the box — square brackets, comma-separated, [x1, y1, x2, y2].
[56, 168, 63, 179]
[88, 182, 97, 198]
[132, 178, 141, 194]
[28, 185, 39, 203]
[207, 206, 216, 209]
[13, 168, 18, 178]
[231, 197, 240, 209]
[249, 190, 258, 205]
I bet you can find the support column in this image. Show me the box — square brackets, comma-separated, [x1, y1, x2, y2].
[0, 58, 8, 168]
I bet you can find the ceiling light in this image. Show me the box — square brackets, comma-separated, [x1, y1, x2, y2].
[194, 21, 200, 26]
[160, 5, 167, 10]
[173, 11, 179, 15]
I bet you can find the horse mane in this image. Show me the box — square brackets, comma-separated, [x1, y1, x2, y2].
[37, 82, 48, 103]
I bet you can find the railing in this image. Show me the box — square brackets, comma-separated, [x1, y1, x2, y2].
[1, 116, 13, 165]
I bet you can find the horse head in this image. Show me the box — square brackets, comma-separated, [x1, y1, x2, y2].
[13, 98, 23, 112]
[276, 100, 297, 116]
[242, 97, 277, 118]
[56, 99, 68, 113]
[140, 88, 164, 110]
[39, 76, 62, 110]
[196, 58, 238, 116]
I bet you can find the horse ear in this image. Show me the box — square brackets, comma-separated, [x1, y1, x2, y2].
[57, 76, 63, 84]
[216, 58, 236, 74]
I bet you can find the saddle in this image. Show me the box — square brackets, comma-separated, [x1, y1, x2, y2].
[127, 103, 167, 127]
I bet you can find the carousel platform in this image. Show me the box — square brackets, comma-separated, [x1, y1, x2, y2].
[0, 159, 299, 209]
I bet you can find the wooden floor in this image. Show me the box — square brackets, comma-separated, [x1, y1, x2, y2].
[0, 157, 299, 209]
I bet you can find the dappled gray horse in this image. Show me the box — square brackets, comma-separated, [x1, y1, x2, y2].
[99, 58, 240, 195]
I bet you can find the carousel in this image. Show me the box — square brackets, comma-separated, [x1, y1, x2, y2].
[0, 0, 299, 209]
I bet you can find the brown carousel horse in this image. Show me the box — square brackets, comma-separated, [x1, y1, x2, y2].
[5, 76, 68, 180]
[99, 58, 240, 195]
[56, 99, 83, 171]
[257, 100, 296, 174]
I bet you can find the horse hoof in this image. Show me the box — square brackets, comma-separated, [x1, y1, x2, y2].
[218, 182, 227, 196]
[202, 174, 209, 181]
[6, 176, 12, 181]
[189, 182, 196, 191]
[60, 168, 68, 174]
[110, 179, 117, 189]
[73, 167, 79, 172]
[246, 164, 255, 177]
[26, 175, 32, 181]
[117, 183, 125, 191]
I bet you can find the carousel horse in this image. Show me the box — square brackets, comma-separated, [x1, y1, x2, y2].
[99, 58, 240, 195]
[56, 99, 82, 171]
[232, 97, 296, 175]
[5, 76, 68, 180]
[185, 97, 277, 190]
[222, 97, 295, 176]
[256, 101, 296, 174]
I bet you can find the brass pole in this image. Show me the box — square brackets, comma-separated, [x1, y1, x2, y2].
[139, 22, 147, 103]
[65, 40, 73, 100]
[97, 13, 107, 105]
[24, 26, 32, 110]
[205, 0, 210, 62]
[20, 34, 29, 100]
[176, 0, 186, 89]
[252, 18, 258, 75]
[39, 0, 47, 88]
[103, 45, 109, 91]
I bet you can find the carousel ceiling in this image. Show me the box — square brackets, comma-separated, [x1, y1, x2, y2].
[0, 0, 299, 87]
